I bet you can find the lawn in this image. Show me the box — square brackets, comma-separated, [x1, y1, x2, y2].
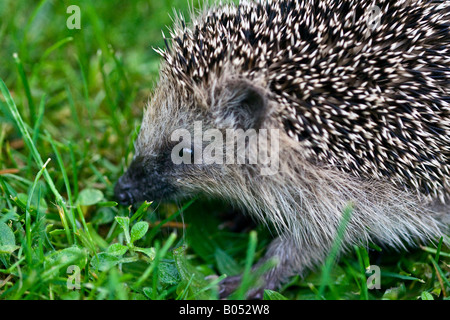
[0, 0, 448, 300]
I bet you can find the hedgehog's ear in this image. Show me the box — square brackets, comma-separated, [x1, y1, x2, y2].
[214, 79, 269, 130]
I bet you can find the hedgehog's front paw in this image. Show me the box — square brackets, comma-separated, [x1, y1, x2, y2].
[218, 275, 242, 299]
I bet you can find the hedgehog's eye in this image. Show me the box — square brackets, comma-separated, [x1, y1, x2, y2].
[179, 147, 193, 158]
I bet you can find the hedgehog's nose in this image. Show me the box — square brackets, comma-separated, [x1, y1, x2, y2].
[114, 177, 134, 205]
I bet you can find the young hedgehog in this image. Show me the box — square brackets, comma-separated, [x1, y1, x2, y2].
[115, 0, 450, 298]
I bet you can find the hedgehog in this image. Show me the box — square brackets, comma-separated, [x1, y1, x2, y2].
[114, 0, 450, 298]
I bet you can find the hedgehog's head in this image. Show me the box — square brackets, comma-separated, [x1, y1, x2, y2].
[114, 75, 279, 206]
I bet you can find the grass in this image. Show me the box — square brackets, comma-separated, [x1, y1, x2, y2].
[0, 0, 449, 300]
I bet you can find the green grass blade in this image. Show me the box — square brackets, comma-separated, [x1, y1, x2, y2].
[434, 237, 444, 263]
[130, 201, 153, 223]
[13, 53, 35, 126]
[231, 230, 258, 300]
[354, 246, 369, 300]
[429, 255, 450, 290]
[47, 132, 77, 243]
[318, 203, 354, 299]
[381, 271, 424, 283]
[0, 77, 72, 245]
[421, 246, 450, 258]
[135, 233, 177, 288]
[25, 158, 51, 264]
[41, 37, 74, 61]
[27, 94, 46, 174]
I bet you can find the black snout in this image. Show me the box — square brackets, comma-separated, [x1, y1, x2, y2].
[114, 176, 134, 205]
[114, 156, 178, 204]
